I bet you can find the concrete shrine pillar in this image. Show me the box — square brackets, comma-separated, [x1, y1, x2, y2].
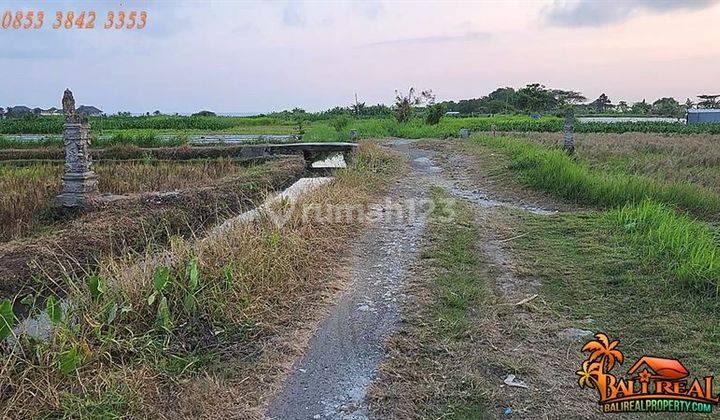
[562, 107, 575, 155]
[55, 89, 99, 208]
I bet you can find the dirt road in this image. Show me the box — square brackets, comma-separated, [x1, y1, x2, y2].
[268, 140, 439, 419]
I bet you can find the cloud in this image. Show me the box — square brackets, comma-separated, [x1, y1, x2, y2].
[542, 0, 719, 27]
[368, 31, 491, 46]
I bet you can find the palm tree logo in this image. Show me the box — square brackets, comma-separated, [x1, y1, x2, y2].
[576, 333, 624, 401]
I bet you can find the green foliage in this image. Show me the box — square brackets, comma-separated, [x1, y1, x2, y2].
[611, 201, 720, 289]
[475, 135, 720, 218]
[330, 115, 350, 133]
[0, 298, 16, 341]
[425, 103, 446, 125]
[45, 295, 62, 325]
[191, 110, 216, 117]
[59, 345, 83, 375]
[0, 115, 288, 135]
[394, 87, 434, 123]
[87, 275, 106, 300]
[183, 258, 200, 313]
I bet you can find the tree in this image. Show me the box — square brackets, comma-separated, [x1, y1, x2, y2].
[351, 101, 366, 117]
[425, 103, 446, 125]
[394, 87, 434, 123]
[697, 94, 720, 109]
[651, 97, 681, 118]
[192, 110, 216, 117]
[616, 101, 629, 113]
[553, 89, 586, 106]
[153, 110, 161, 116]
[685, 98, 694, 110]
[514, 83, 557, 112]
[630, 100, 651, 115]
[590, 93, 612, 112]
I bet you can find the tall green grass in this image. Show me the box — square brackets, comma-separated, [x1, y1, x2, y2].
[611, 201, 720, 289]
[475, 135, 720, 219]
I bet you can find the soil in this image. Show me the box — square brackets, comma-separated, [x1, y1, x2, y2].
[0, 156, 306, 303]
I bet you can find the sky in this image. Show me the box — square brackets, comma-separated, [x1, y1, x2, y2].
[2, 0, 720, 113]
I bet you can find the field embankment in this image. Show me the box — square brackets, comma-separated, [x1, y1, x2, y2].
[0, 156, 306, 300]
[0, 142, 404, 419]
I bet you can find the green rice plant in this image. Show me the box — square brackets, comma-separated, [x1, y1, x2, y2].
[475, 135, 720, 219]
[610, 201, 720, 289]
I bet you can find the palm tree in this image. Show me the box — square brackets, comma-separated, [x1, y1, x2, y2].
[577, 359, 602, 389]
[582, 333, 624, 371]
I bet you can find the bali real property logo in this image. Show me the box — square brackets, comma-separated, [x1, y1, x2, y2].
[576, 333, 719, 413]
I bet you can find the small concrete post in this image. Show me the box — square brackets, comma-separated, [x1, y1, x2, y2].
[55, 89, 99, 208]
[459, 128, 470, 139]
[349, 129, 358, 141]
[562, 107, 575, 155]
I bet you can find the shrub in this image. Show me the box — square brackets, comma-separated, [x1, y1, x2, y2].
[425, 103, 446, 125]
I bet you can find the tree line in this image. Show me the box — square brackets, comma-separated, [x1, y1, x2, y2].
[440, 84, 719, 118]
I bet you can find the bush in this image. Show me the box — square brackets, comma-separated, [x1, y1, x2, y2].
[191, 110, 216, 117]
[425, 103, 446, 125]
[330, 115, 350, 133]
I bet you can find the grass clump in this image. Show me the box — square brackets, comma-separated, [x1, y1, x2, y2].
[611, 201, 720, 289]
[475, 135, 720, 219]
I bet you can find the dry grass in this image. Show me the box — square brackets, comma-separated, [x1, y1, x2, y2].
[0, 159, 256, 241]
[513, 132, 720, 194]
[0, 157, 306, 300]
[0, 141, 405, 418]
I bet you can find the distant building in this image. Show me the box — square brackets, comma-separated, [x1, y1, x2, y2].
[40, 107, 62, 116]
[687, 109, 720, 124]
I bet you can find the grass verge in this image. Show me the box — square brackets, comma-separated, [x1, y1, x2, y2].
[507, 209, 720, 392]
[370, 188, 491, 419]
[0, 141, 404, 418]
[0, 158, 269, 242]
[474, 135, 720, 220]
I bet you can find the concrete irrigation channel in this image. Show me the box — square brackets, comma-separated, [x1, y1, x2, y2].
[6, 151, 351, 343]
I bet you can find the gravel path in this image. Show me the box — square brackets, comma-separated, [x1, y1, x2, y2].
[267, 140, 441, 419]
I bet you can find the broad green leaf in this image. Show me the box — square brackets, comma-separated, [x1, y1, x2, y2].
[153, 266, 171, 293]
[156, 296, 172, 330]
[59, 345, 83, 375]
[183, 294, 196, 313]
[45, 296, 62, 325]
[87, 275, 106, 300]
[0, 299, 16, 341]
[20, 294, 34, 307]
[147, 292, 157, 306]
[187, 259, 199, 292]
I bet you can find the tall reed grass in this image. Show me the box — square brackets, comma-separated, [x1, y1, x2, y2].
[475, 136, 720, 219]
[611, 201, 720, 290]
